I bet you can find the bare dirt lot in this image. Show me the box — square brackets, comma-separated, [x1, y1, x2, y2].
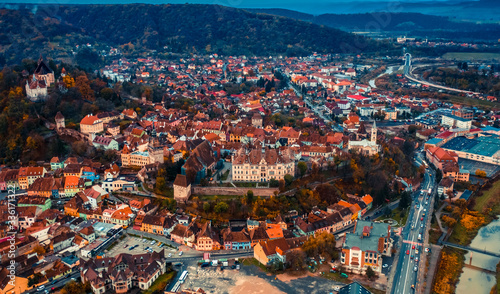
[180, 263, 345, 294]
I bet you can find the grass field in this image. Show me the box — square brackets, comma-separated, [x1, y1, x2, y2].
[143, 271, 176, 294]
[198, 194, 241, 201]
[442, 52, 500, 61]
[473, 179, 500, 214]
[449, 178, 500, 245]
[446, 94, 499, 110]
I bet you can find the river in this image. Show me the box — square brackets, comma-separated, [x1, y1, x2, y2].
[368, 65, 399, 89]
[455, 217, 500, 294]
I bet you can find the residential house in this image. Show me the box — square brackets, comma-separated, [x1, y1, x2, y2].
[80, 114, 104, 135]
[80, 250, 167, 294]
[253, 238, 290, 266]
[18, 166, 46, 190]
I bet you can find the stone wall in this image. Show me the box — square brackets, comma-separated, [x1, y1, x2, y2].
[193, 187, 278, 197]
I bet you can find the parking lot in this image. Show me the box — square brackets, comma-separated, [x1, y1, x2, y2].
[106, 235, 177, 257]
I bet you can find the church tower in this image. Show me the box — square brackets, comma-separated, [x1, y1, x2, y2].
[371, 121, 377, 143]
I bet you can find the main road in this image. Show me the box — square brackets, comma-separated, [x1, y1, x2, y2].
[390, 154, 436, 294]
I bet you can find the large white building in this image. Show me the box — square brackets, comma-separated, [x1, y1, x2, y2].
[441, 114, 472, 130]
[232, 147, 295, 182]
[25, 76, 48, 102]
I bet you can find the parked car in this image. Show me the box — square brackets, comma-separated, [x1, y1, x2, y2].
[179, 251, 183, 256]
[168, 253, 172, 257]
[382, 264, 389, 268]
[37, 285, 45, 292]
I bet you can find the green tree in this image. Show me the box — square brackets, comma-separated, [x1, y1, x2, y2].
[246, 190, 254, 204]
[155, 177, 166, 194]
[284, 174, 294, 186]
[214, 201, 229, 213]
[269, 178, 279, 187]
[203, 202, 211, 213]
[398, 191, 411, 210]
[366, 266, 376, 280]
[298, 161, 307, 178]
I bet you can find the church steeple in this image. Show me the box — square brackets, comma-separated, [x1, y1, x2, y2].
[371, 120, 377, 143]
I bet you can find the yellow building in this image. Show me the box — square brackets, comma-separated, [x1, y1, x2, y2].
[231, 148, 295, 182]
[18, 166, 46, 190]
[80, 114, 104, 134]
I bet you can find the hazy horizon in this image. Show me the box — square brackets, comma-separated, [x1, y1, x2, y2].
[1, 0, 479, 15]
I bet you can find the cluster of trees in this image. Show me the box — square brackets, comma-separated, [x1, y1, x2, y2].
[432, 249, 464, 294]
[302, 232, 338, 260]
[19, 4, 388, 57]
[424, 67, 500, 96]
[0, 59, 147, 164]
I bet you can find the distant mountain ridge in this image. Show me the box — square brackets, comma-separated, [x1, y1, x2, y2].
[247, 9, 500, 41]
[0, 4, 393, 64]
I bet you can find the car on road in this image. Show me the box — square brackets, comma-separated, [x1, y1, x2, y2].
[425, 248, 430, 253]
[406, 250, 410, 255]
[421, 224, 424, 228]
[37, 285, 45, 292]
[410, 255, 414, 259]
[415, 257, 419, 262]
[414, 266, 418, 272]
[420, 217, 424, 221]
[382, 264, 389, 268]
[412, 245, 415, 249]
[415, 249, 419, 254]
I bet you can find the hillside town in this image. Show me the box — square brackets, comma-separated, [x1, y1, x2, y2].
[1, 52, 500, 294]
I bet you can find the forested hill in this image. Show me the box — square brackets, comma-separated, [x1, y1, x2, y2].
[0, 4, 393, 64]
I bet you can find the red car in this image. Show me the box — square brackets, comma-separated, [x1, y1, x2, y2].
[412, 245, 415, 249]
[421, 217, 424, 221]
[406, 250, 410, 255]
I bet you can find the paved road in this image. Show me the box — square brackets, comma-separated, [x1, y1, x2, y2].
[390, 167, 436, 294]
[24, 270, 80, 294]
[405, 65, 481, 95]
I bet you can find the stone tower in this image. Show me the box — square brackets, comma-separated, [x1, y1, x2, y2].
[55, 111, 65, 130]
[371, 120, 377, 143]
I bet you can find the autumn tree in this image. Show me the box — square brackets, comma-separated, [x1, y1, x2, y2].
[61, 281, 92, 294]
[63, 74, 75, 88]
[302, 232, 337, 258]
[475, 169, 487, 178]
[32, 245, 46, 256]
[75, 74, 95, 101]
[287, 250, 306, 271]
